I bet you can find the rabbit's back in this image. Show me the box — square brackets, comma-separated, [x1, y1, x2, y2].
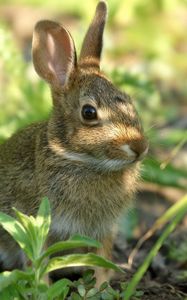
[0, 122, 47, 214]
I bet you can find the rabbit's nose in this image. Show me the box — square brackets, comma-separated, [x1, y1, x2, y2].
[120, 139, 148, 161]
[129, 138, 148, 160]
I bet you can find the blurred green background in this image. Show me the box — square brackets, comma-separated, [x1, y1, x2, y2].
[0, 0, 187, 193]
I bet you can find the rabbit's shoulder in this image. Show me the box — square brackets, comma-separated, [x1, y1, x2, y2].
[0, 121, 47, 164]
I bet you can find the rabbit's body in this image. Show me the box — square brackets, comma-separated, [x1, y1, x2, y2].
[0, 116, 138, 270]
[0, 76, 139, 240]
[0, 123, 44, 215]
[0, 1, 148, 281]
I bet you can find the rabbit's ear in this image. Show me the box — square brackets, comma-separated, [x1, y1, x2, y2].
[32, 20, 76, 88]
[79, 1, 107, 69]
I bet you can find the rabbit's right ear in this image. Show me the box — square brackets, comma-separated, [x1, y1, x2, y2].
[32, 20, 76, 88]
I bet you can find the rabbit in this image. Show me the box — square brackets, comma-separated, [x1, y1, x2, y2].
[0, 0, 148, 284]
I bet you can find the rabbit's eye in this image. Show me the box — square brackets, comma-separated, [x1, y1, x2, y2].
[82, 105, 97, 120]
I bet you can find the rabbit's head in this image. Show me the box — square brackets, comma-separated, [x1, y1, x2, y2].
[32, 1, 148, 172]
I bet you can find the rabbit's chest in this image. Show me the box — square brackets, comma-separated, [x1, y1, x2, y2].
[46, 168, 137, 240]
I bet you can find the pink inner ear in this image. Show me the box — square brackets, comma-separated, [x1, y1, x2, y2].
[33, 21, 76, 88]
[46, 30, 74, 86]
[46, 34, 58, 80]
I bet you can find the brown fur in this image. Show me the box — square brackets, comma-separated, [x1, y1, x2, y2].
[0, 1, 148, 283]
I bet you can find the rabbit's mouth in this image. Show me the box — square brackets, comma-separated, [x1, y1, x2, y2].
[60, 149, 137, 172]
[49, 138, 147, 171]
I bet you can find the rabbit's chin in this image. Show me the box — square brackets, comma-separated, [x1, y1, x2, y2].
[61, 150, 137, 172]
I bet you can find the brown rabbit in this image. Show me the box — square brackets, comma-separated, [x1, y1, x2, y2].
[0, 1, 148, 283]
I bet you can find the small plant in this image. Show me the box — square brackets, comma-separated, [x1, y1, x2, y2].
[0, 197, 122, 300]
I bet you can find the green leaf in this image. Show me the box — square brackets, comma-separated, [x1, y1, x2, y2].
[134, 290, 144, 297]
[37, 235, 101, 266]
[0, 270, 32, 292]
[83, 269, 95, 283]
[70, 292, 82, 300]
[101, 291, 114, 300]
[36, 197, 51, 246]
[68, 235, 101, 250]
[0, 286, 19, 300]
[13, 208, 36, 232]
[0, 213, 33, 260]
[41, 253, 123, 276]
[36, 282, 49, 294]
[78, 284, 86, 297]
[13, 208, 38, 260]
[70, 235, 101, 247]
[87, 287, 98, 297]
[46, 278, 71, 300]
[107, 286, 118, 296]
[13, 197, 51, 260]
[99, 281, 108, 291]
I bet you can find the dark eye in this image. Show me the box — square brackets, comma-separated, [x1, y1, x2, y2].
[81, 105, 97, 120]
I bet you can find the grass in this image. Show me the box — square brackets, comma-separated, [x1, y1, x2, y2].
[124, 194, 187, 300]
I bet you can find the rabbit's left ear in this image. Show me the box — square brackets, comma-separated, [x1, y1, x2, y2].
[32, 20, 76, 88]
[79, 1, 107, 69]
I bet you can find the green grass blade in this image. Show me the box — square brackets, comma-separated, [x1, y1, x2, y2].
[153, 194, 187, 227]
[128, 194, 187, 266]
[124, 195, 187, 300]
[142, 158, 187, 189]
